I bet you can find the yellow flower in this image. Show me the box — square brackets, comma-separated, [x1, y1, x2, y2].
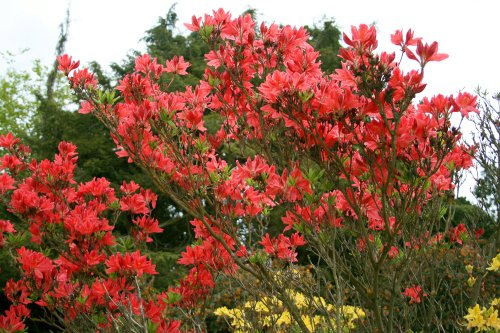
[467, 276, 477, 287]
[230, 309, 247, 329]
[341, 305, 366, 319]
[464, 304, 486, 330]
[277, 311, 292, 326]
[289, 290, 308, 309]
[262, 313, 280, 328]
[214, 306, 230, 317]
[491, 298, 500, 307]
[486, 309, 500, 330]
[214, 307, 249, 330]
[313, 315, 323, 325]
[216, 287, 365, 333]
[313, 296, 329, 309]
[301, 314, 315, 332]
[254, 300, 270, 313]
[487, 253, 500, 272]
[465, 264, 474, 274]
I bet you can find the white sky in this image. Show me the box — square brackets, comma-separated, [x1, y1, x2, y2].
[1, 0, 498, 200]
[0, 0, 500, 94]
[2, 0, 499, 98]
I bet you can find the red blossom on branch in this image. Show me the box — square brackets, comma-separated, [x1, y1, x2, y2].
[402, 285, 426, 304]
[165, 55, 190, 75]
[405, 40, 448, 67]
[0, 133, 165, 330]
[57, 54, 80, 75]
[391, 29, 422, 50]
[105, 250, 158, 277]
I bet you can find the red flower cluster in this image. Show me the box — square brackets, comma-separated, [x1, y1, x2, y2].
[402, 285, 426, 304]
[1, 8, 479, 331]
[449, 223, 468, 245]
[259, 232, 306, 262]
[0, 134, 172, 331]
[105, 250, 157, 277]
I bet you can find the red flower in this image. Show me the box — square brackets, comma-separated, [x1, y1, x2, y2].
[453, 92, 479, 118]
[178, 245, 206, 266]
[0, 155, 23, 173]
[120, 194, 149, 214]
[388, 246, 399, 259]
[0, 220, 15, 247]
[16, 247, 54, 282]
[57, 54, 80, 75]
[157, 319, 181, 333]
[402, 285, 426, 304]
[4, 279, 30, 305]
[391, 29, 421, 49]
[0, 173, 15, 194]
[77, 177, 116, 204]
[184, 15, 202, 32]
[64, 205, 113, 237]
[283, 168, 313, 202]
[450, 223, 468, 245]
[406, 40, 448, 67]
[83, 249, 106, 266]
[78, 100, 94, 114]
[259, 233, 302, 262]
[121, 180, 140, 195]
[0, 304, 29, 332]
[70, 68, 98, 89]
[260, 233, 274, 255]
[0, 133, 20, 149]
[105, 250, 157, 277]
[133, 216, 163, 242]
[290, 232, 306, 246]
[165, 56, 190, 75]
[343, 24, 378, 51]
[135, 54, 164, 78]
[177, 108, 206, 131]
[388, 68, 425, 102]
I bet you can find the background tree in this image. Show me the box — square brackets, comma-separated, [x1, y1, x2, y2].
[305, 18, 342, 73]
[0, 53, 69, 140]
[472, 90, 500, 221]
[111, 4, 207, 90]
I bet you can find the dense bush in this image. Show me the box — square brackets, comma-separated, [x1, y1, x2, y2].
[0, 9, 498, 333]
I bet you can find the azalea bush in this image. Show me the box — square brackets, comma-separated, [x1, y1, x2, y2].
[0, 8, 495, 332]
[214, 280, 365, 332]
[462, 254, 500, 332]
[464, 300, 500, 333]
[0, 134, 182, 332]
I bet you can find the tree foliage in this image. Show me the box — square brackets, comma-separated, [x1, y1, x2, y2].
[0, 53, 70, 139]
[472, 90, 500, 222]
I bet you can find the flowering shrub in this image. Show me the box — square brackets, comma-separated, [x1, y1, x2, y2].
[464, 300, 500, 332]
[214, 288, 365, 332]
[487, 253, 500, 272]
[402, 285, 426, 304]
[463, 254, 500, 332]
[0, 8, 488, 332]
[0, 134, 179, 332]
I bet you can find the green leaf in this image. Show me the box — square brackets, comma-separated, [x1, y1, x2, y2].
[166, 291, 182, 304]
